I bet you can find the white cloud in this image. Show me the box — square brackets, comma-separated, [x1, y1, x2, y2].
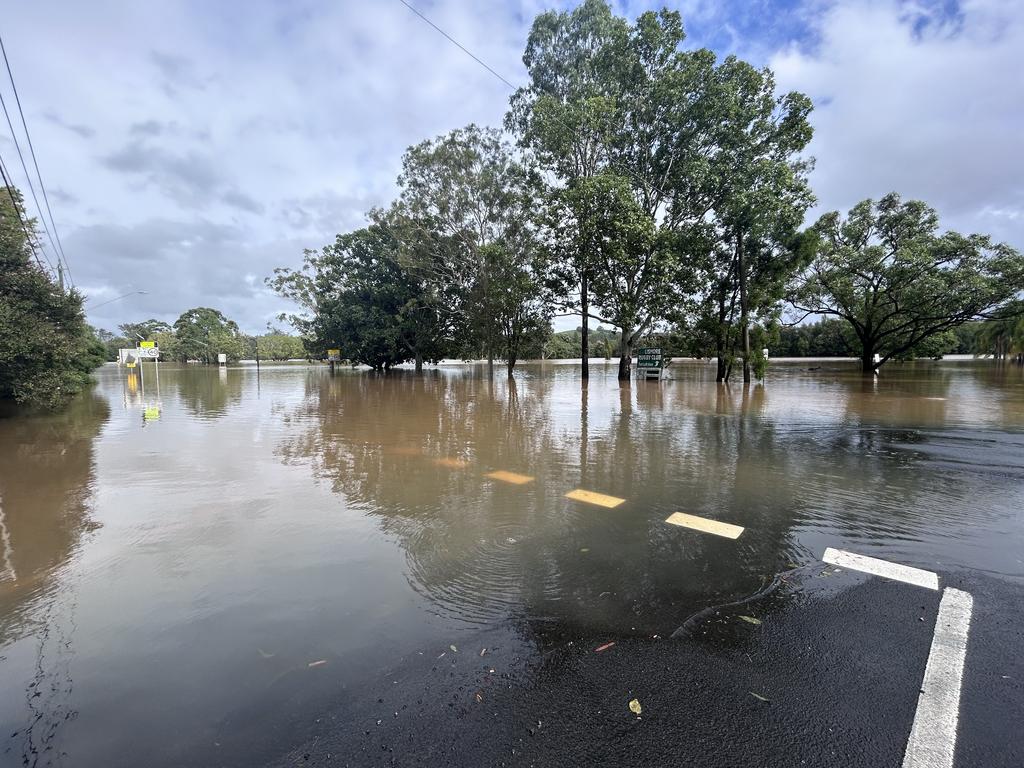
[771, 0, 1024, 244]
[1, 0, 1019, 335]
[3, 0, 544, 332]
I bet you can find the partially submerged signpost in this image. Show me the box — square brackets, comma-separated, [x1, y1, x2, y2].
[327, 348, 341, 373]
[138, 340, 161, 422]
[636, 347, 663, 381]
[119, 341, 162, 422]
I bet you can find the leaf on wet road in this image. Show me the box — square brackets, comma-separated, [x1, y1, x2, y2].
[749, 692, 770, 702]
[738, 616, 762, 625]
[594, 642, 615, 653]
[628, 698, 642, 715]
[308, 660, 327, 668]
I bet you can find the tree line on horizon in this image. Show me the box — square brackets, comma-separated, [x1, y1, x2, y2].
[95, 310, 305, 365]
[269, 0, 1023, 380]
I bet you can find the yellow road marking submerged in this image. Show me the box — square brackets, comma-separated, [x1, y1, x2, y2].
[485, 470, 534, 485]
[664, 512, 744, 539]
[435, 457, 471, 469]
[565, 489, 626, 508]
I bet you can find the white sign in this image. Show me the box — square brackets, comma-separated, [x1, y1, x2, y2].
[217, 353, 227, 365]
[136, 346, 160, 359]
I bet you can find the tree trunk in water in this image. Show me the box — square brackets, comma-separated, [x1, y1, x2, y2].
[737, 230, 751, 384]
[507, 356, 516, 378]
[487, 351, 494, 379]
[617, 328, 632, 381]
[716, 285, 728, 382]
[414, 352, 423, 374]
[580, 272, 589, 380]
[861, 346, 876, 374]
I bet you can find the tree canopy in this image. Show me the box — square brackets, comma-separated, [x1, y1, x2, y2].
[0, 190, 104, 409]
[172, 307, 247, 364]
[262, 0, 1020, 380]
[791, 193, 1024, 372]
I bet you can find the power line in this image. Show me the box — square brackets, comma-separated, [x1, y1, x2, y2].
[397, 0, 517, 90]
[0, 150, 50, 272]
[0, 33, 73, 287]
[0, 90, 62, 275]
[395, 0, 674, 206]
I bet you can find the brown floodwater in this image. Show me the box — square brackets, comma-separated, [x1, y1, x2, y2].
[1, 359, 1022, 766]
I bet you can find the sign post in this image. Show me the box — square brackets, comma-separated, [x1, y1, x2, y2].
[327, 348, 341, 373]
[137, 341, 161, 421]
[636, 347, 663, 381]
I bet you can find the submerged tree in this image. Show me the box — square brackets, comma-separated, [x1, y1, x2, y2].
[572, 173, 695, 379]
[269, 217, 450, 371]
[973, 300, 1024, 362]
[683, 57, 815, 382]
[508, 0, 626, 378]
[396, 124, 548, 377]
[118, 319, 172, 342]
[0, 189, 103, 408]
[791, 193, 1024, 373]
[172, 307, 246, 363]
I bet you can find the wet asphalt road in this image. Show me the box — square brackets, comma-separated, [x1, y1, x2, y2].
[251, 565, 1022, 768]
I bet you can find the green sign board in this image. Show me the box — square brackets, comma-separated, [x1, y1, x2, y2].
[636, 347, 663, 369]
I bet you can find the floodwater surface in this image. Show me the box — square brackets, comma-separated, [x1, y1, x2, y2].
[1, 359, 1022, 766]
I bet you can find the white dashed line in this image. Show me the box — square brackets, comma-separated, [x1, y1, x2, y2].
[822, 547, 939, 590]
[902, 587, 973, 768]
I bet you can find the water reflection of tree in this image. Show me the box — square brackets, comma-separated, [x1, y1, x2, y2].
[276, 365, 1009, 646]
[273, 371, 805, 636]
[0, 390, 109, 766]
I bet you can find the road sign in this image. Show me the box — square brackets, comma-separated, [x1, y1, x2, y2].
[637, 348, 663, 369]
[327, 349, 341, 362]
[139, 340, 156, 348]
[136, 346, 160, 358]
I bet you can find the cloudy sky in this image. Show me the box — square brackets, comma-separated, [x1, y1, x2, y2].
[2, 0, 1021, 334]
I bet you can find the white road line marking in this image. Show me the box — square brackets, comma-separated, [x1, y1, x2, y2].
[664, 512, 744, 539]
[902, 587, 973, 768]
[822, 548, 939, 590]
